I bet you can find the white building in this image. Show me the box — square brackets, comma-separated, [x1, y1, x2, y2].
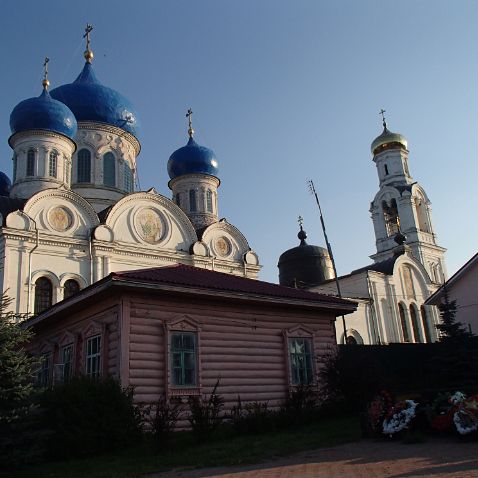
[279, 117, 446, 344]
[0, 36, 260, 318]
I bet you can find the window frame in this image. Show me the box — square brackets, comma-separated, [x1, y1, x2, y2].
[206, 189, 213, 213]
[49, 150, 58, 178]
[34, 276, 53, 314]
[103, 152, 116, 188]
[59, 343, 74, 383]
[63, 279, 80, 300]
[85, 334, 102, 379]
[26, 149, 36, 176]
[283, 326, 316, 387]
[77, 149, 91, 183]
[37, 352, 52, 388]
[170, 331, 198, 387]
[288, 337, 314, 386]
[189, 189, 197, 212]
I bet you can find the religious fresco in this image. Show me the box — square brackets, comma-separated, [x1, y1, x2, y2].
[134, 208, 163, 244]
[48, 207, 72, 232]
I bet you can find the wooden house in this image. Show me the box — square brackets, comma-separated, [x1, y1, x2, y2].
[26, 264, 356, 411]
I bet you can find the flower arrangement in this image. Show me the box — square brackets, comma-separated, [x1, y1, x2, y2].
[453, 394, 478, 436]
[367, 390, 393, 435]
[383, 400, 418, 436]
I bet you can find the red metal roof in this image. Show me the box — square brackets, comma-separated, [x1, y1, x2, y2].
[112, 263, 354, 307]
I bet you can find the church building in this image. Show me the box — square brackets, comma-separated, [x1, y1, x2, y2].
[0, 28, 260, 317]
[279, 114, 446, 345]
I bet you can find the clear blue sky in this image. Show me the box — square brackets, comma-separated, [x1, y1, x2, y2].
[1, 1, 476, 283]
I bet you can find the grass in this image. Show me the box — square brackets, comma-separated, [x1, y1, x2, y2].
[9, 414, 360, 478]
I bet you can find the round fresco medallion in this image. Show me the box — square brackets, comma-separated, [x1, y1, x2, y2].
[48, 207, 72, 232]
[215, 236, 231, 257]
[135, 208, 163, 244]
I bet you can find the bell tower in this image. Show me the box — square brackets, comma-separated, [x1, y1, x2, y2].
[369, 111, 447, 284]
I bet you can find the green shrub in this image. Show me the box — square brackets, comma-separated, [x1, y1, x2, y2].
[229, 397, 273, 434]
[145, 397, 182, 446]
[188, 380, 224, 439]
[41, 376, 142, 458]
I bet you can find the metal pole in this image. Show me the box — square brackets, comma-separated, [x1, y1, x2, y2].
[308, 180, 347, 344]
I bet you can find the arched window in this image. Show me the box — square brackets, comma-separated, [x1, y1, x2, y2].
[103, 152, 116, 187]
[63, 279, 80, 299]
[123, 163, 133, 192]
[206, 189, 213, 213]
[34, 277, 53, 314]
[409, 305, 422, 343]
[189, 190, 197, 212]
[77, 149, 91, 183]
[415, 195, 430, 233]
[12, 154, 17, 182]
[49, 150, 58, 178]
[384, 164, 389, 175]
[398, 303, 410, 342]
[26, 149, 35, 176]
[382, 198, 399, 236]
[421, 306, 432, 343]
[175, 193, 181, 207]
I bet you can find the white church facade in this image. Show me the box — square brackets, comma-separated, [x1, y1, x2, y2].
[279, 115, 446, 345]
[0, 31, 260, 317]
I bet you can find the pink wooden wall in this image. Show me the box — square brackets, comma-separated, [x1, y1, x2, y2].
[29, 289, 338, 414]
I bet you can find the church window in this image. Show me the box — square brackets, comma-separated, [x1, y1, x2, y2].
[77, 149, 91, 183]
[409, 305, 422, 343]
[49, 150, 58, 178]
[415, 195, 430, 233]
[382, 198, 399, 236]
[206, 189, 213, 213]
[12, 154, 17, 181]
[34, 277, 53, 314]
[288, 337, 313, 385]
[171, 332, 197, 386]
[384, 164, 389, 175]
[59, 344, 73, 383]
[64, 279, 80, 299]
[189, 190, 197, 212]
[403, 266, 416, 300]
[123, 163, 133, 192]
[421, 306, 432, 343]
[175, 193, 181, 207]
[103, 152, 116, 187]
[85, 335, 101, 378]
[37, 352, 52, 388]
[398, 303, 410, 342]
[26, 149, 35, 176]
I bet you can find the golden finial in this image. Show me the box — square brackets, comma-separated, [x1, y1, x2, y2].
[186, 108, 194, 138]
[379, 108, 387, 129]
[83, 23, 94, 63]
[42, 57, 50, 90]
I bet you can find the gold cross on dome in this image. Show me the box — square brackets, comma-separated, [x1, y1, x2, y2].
[84, 24, 93, 50]
[42, 57, 50, 89]
[379, 108, 387, 128]
[186, 108, 194, 137]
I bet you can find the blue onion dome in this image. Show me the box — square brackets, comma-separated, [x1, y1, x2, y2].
[168, 136, 219, 180]
[0, 172, 12, 197]
[9, 88, 78, 142]
[371, 121, 408, 155]
[50, 62, 140, 138]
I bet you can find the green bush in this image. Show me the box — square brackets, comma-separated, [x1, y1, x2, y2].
[145, 397, 182, 447]
[188, 380, 224, 440]
[229, 398, 273, 434]
[41, 376, 142, 459]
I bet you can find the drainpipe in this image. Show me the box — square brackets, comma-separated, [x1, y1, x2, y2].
[366, 272, 381, 344]
[88, 232, 94, 285]
[22, 212, 39, 316]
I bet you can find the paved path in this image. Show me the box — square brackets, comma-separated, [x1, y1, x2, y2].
[148, 438, 478, 478]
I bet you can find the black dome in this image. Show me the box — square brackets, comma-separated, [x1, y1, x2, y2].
[278, 228, 330, 288]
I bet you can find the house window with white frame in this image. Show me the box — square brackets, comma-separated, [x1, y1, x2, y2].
[85, 335, 101, 378]
[60, 344, 73, 383]
[170, 332, 197, 387]
[288, 337, 313, 385]
[37, 352, 52, 388]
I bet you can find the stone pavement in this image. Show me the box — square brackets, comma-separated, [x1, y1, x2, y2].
[149, 438, 478, 478]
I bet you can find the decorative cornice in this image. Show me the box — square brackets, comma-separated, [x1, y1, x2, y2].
[78, 122, 141, 156]
[9, 130, 77, 151]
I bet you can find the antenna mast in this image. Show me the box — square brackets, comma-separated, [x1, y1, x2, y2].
[308, 179, 348, 344]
